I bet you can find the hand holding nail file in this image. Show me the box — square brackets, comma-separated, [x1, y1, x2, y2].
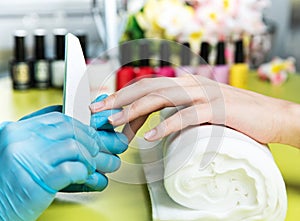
[0, 103, 127, 221]
[0, 34, 127, 221]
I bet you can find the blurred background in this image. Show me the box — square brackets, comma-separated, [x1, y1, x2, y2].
[0, 0, 299, 78]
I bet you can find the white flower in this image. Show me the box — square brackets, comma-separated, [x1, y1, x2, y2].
[157, 2, 194, 38]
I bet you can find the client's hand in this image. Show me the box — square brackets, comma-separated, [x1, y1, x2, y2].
[90, 75, 300, 148]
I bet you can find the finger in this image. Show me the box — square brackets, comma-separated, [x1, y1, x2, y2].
[144, 104, 212, 141]
[42, 139, 96, 173]
[90, 109, 122, 130]
[108, 86, 206, 126]
[97, 131, 128, 154]
[90, 76, 199, 112]
[96, 75, 213, 112]
[45, 161, 88, 191]
[62, 173, 108, 192]
[85, 172, 108, 191]
[94, 152, 121, 173]
[19, 105, 62, 121]
[122, 115, 148, 142]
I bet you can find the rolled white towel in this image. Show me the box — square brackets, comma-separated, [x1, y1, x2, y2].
[141, 125, 287, 221]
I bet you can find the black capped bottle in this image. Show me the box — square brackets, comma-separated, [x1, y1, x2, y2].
[33, 29, 50, 89]
[197, 41, 212, 78]
[10, 30, 31, 90]
[212, 41, 229, 83]
[51, 28, 67, 88]
[176, 42, 195, 76]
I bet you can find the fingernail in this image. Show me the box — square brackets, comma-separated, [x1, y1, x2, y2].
[144, 129, 157, 140]
[90, 101, 104, 112]
[108, 111, 123, 123]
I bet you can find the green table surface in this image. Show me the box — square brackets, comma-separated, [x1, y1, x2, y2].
[1, 73, 300, 221]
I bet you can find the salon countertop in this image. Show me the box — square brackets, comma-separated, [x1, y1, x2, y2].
[0, 73, 300, 221]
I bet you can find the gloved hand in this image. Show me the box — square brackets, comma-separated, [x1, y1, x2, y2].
[19, 100, 128, 193]
[0, 104, 128, 221]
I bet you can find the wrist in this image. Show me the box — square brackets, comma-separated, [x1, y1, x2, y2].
[276, 101, 300, 148]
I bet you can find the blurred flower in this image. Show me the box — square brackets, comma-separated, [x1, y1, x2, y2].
[123, 0, 271, 46]
[258, 57, 296, 85]
[157, 3, 194, 39]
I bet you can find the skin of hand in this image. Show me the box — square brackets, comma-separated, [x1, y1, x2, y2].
[90, 74, 300, 148]
[0, 105, 128, 221]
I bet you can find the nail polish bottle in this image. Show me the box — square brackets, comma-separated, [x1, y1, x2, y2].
[176, 42, 194, 77]
[51, 28, 67, 88]
[156, 41, 176, 77]
[32, 29, 50, 89]
[196, 41, 212, 79]
[229, 39, 248, 88]
[136, 40, 154, 80]
[116, 43, 135, 90]
[10, 30, 31, 90]
[212, 41, 229, 84]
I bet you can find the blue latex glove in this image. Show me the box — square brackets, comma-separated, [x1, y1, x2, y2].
[0, 109, 127, 221]
[19, 103, 128, 193]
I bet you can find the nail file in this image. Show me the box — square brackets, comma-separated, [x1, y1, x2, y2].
[63, 33, 91, 125]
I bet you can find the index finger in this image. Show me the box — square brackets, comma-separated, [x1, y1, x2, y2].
[90, 76, 199, 113]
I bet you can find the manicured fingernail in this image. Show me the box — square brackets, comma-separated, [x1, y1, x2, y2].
[108, 111, 124, 123]
[90, 101, 104, 112]
[144, 128, 157, 140]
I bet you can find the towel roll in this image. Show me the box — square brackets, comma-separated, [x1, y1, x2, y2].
[56, 123, 288, 220]
[160, 125, 287, 220]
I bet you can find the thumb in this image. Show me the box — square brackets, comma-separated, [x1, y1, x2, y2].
[44, 162, 88, 191]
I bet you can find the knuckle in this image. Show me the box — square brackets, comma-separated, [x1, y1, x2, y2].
[66, 139, 80, 152]
[136, 78, 151, 87]
[163, 119, 173, 133]
[48, 112, 68, 123]
[128, 102, 141, 117]
[60, 163, 72, 174]
[149, 91, 169, 107]
[107, 93, 117, 105]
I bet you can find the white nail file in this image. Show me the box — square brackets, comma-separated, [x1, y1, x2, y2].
[63, 33, 91, 125]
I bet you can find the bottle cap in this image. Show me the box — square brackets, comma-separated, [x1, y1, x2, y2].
[199, 42, 210, 64]
[160, 41, 171, 67]
[216, 41, 226, 65]
[139, 40, 150, 67]
[34, 29, 46, 60]
[14, 30, 27, 62]
[234, 40, 244, 63]
[180, 42, 191, 66]
[53, 28, 67, 60]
